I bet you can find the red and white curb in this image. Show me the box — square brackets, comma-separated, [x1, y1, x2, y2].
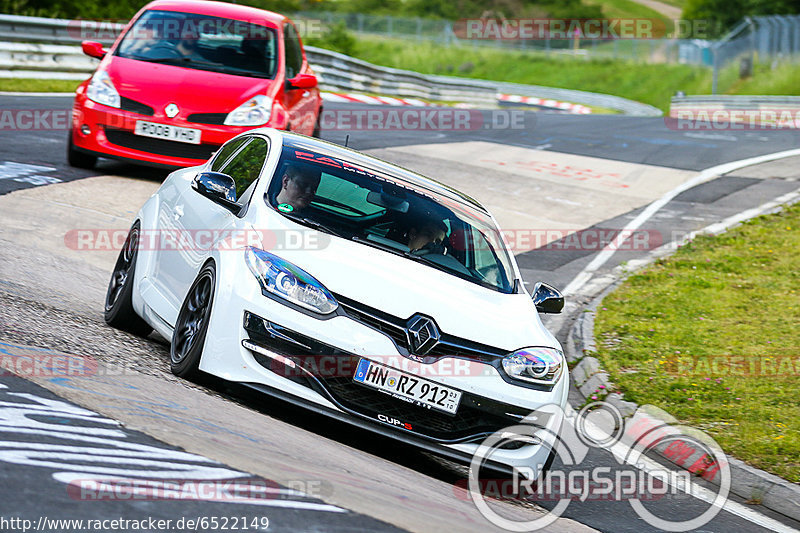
[322, 91, 592, 114]
[321, 92, 432, 107]
[498, 93, 592, 114]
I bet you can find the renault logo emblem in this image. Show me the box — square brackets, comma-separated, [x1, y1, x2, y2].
[164, 103, 179, 118]
[405, 315, 440, 355]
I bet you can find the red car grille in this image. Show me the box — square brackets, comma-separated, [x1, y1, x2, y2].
[104, 128, 220, 161]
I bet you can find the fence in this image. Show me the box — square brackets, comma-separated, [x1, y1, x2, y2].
[706, 15, 800, 94]
[293, 11, 800, 71]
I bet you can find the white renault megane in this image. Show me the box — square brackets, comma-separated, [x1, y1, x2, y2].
[104, 128, 568, 476]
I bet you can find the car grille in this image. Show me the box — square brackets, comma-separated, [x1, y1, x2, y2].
[336, 296, 408, 348]
[104, 128, 219, 161]
[120, 96, 155, 116]
[334, 293, 506, 363]
[187, 112, 227, 125]
[242, 311, 530, 442]
[317, 371, 528, 441]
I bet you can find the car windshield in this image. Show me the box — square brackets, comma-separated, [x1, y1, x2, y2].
[116, 10, 278, 79]
[266, 144, 518, 293]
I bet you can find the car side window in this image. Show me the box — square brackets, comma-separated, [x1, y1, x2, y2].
[283, 23, 303, 79]
[210, 137, 249, 172]
[219, 137, 270, 200]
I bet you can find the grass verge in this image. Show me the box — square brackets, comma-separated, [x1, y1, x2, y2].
[594, 202, 800, 482]
[352, 38, 711, 112]
[0, 78, 81, 93]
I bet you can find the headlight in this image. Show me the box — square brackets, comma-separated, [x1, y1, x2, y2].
[224, 95, 271, 126]
[86, 70, 120, 108]
[502, 347, 564, 385]
[245, 247, 337, 315]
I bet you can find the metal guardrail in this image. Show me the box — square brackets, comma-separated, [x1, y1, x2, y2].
[437, 77, 662, 116]
[0, 13, 662, 115]
[304, 46, 496, 105]
[0, 13, 123, 45]
[670, 94, 800, 117]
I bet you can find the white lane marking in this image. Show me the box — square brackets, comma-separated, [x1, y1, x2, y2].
[702, 187, 800, 234]
[615, 186, 800, 276]
[563, 148, 800, 296]
[546, 196, 583, 207]
[567, 406, 800, 533]
[0, 161, 61, 186]
[0, 92, 75, 97]
[684, 132, 739, 142]
[0, 380, 347, 512]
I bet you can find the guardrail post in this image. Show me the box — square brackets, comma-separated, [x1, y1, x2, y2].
[711, 42, 719, 94]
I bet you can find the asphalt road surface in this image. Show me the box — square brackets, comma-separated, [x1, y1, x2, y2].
[1, 94, 798, 533]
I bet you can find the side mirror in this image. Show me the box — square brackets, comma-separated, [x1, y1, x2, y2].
[192, 172, 239, 212]
[532, 282, 564, 314]
[82, 41, 107, 59]
[285, 73, 317, 90]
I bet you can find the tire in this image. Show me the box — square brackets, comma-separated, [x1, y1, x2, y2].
[104, 222, 152, 336]
[67, 131, 97, 169]
[170, 262, 216, 379]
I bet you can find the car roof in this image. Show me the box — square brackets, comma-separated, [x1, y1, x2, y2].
[141, 0, 287, 28]
[275, 131, 488, 213]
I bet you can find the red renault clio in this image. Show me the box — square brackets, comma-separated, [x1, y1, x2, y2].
[69, 0, 321, 169]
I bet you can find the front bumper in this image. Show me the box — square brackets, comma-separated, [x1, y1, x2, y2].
[197, 259, 568, 472]
[71, 97, 263, 168]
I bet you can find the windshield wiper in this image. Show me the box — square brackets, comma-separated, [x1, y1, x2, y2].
[125, 54, 184, 64]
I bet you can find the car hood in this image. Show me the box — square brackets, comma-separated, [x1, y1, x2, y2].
[106, 57, 274, 115]
[253, 216, 559, 353]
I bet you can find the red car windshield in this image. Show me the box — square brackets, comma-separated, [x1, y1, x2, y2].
[116, 10, 278, 79]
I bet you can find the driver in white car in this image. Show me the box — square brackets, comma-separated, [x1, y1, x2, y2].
[275, 166, 321, 212]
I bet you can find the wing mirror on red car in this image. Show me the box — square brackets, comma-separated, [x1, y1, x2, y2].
[81, 41, 107, 59]
[285, 74, 318, 90]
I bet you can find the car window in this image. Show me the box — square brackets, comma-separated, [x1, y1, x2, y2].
[210, 137, 249, 172]
[283, 23, 303, 79]
[219, 137, 269, 200]
[315, 172, 386, 217]
[468, 226, 505, 288]
[266, 145, 517, 293]
[115, 10, 278, 79]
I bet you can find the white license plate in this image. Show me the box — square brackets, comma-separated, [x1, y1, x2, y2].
[134, 121, 201, 145]
[353, 359, 462, 415]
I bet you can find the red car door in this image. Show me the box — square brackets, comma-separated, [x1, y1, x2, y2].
[282, 22, 317, 135]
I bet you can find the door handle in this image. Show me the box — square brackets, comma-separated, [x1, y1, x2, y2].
[174, 205, 184, 220]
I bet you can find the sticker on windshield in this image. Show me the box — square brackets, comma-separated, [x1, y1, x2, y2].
[278, 203, 294, 212]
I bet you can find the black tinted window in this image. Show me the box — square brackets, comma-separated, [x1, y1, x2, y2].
[210, 137, 249, 172]
[266, 146, 515, 293]
[116, 10, 278, 79]
[220, 137, 269, 199]
[283, 23, 303, 78]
